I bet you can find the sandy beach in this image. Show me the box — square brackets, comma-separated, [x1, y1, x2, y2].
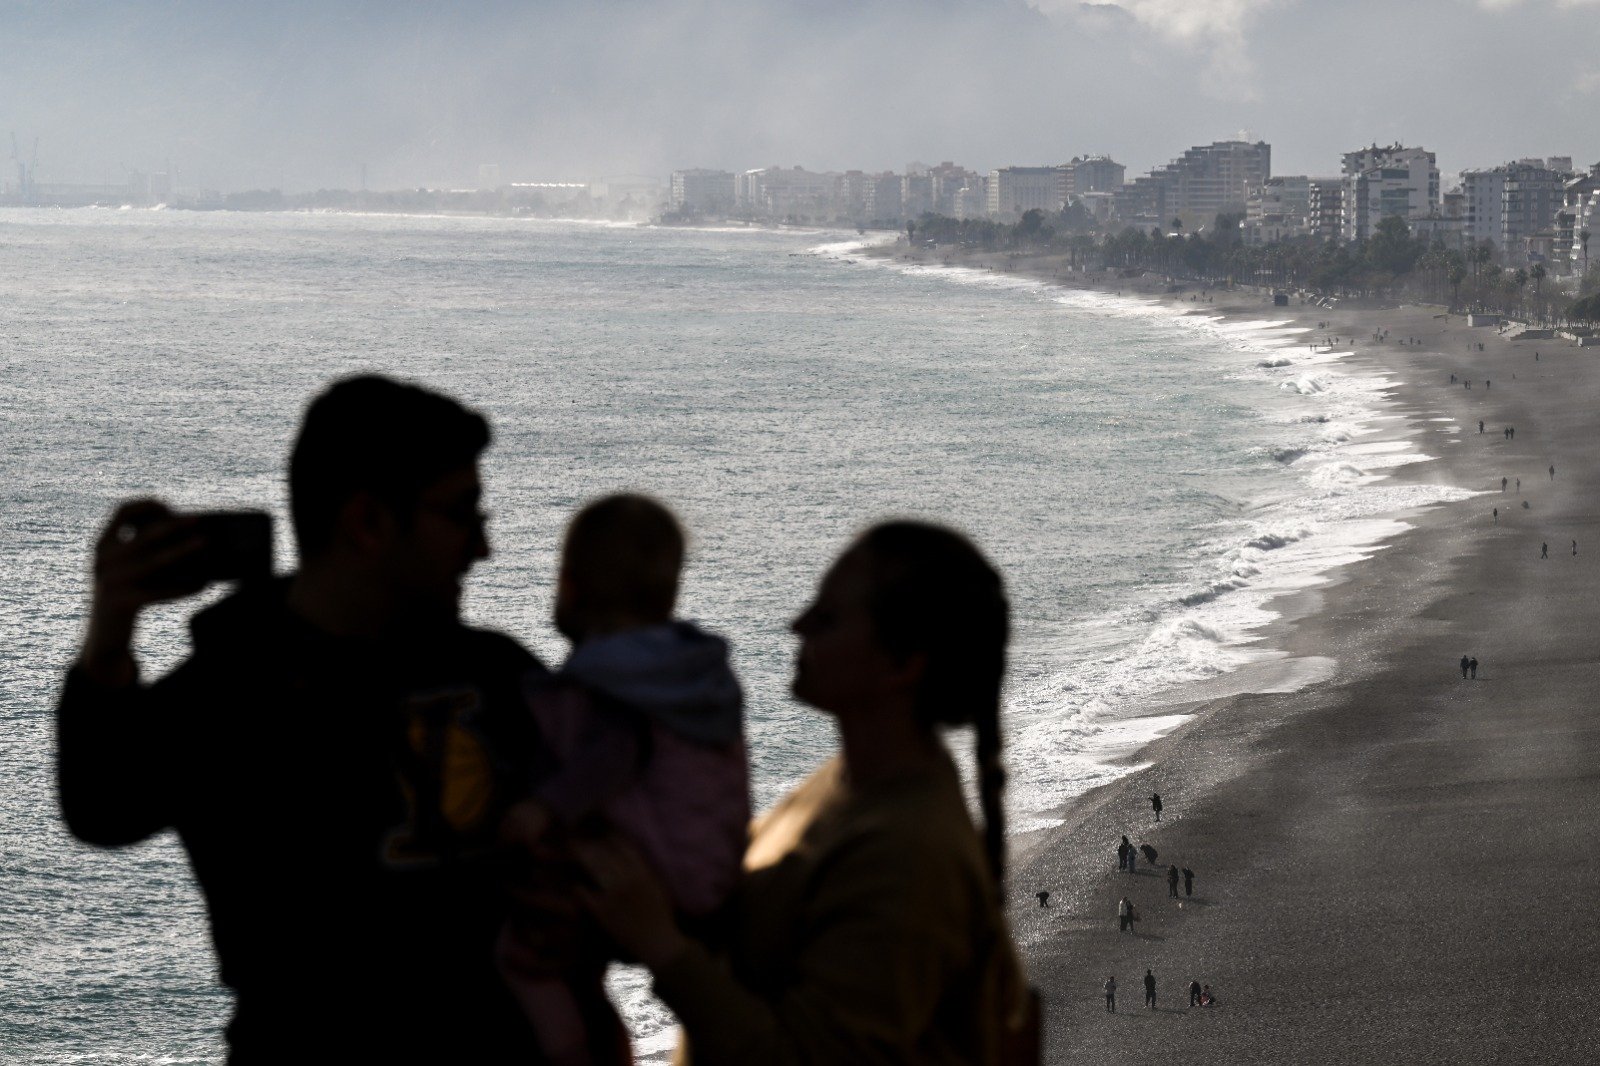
[873, 245, 1600, 1062]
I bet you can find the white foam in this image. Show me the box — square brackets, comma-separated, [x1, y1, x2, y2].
[809, 251, 1477, 846]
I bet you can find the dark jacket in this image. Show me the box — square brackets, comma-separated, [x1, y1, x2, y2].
[57, 580, 548, 1065]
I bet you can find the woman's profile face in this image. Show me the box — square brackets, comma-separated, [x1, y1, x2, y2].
[790, 547, 898, 716]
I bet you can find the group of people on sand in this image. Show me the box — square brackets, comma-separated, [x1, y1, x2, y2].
[57, 376, 1033, 1064]
[1106, 796, 1211, 1015]
[1101, 972, 1213, 1013]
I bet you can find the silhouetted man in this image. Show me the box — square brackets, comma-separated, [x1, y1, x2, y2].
[1151, 792, 1163, 821]
[57, 376, 551, 1064]
[1182, 866, 1195, 896]
[1460, 655, 1470, 679]
[1144, 969, 1157, 1009]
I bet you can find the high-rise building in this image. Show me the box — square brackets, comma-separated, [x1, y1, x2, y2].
[1340, 144, 1439, 242]
[902, 172, 935, 219]
[1307, 178, 1343, 242]
[1558, 163, 1600, 278]
[1115, 140, 1270, 228]
[865, 171, 903, 221]
[735, 166, 838, 219]
[670, 169, 736, 214]
[1462, 158, 1573, 263]
[987, 166, 1068, 219]
[1067, 155, 1125, 196]
[927, 162, 983, 215]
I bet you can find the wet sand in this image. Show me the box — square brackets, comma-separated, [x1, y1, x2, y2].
[909, 248, 1600, 1062]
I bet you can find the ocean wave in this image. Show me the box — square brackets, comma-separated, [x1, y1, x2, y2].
[1259, 357, 1293, 368]
[1279, 376, 1327, 395]
[1270, 446, 1308, 464]
[1246, 529, 1307, 551]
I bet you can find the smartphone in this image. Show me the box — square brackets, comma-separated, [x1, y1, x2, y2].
[185, 511, 274, 586]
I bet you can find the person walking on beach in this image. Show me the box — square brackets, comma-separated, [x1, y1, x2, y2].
[1118, 897, 1132, 933]
[1550, 464, 1556, 480]
[1502, 477, 1508, 491]
[1517, 478, 1521, 491]
[1470, 657, 1478, 679]
[1036, 890, 1050, 908]
[1182, 866, 1194, 896]
[1144, 970, 1157, 1009]
[1479, 420, 1484, 433]
[1117, 838, 1129, 870]
[1574, 540, 1579, 556]
[1105, 976, 1117, 1012]
[1151, 792, 1163, 821]
[1493, 508, 1498, 525]
[1167, 864, 1180, 898]
[1127, 843, 1138, 875]
[1543, 542, 1549, 559]
[1460, 655, 1470, 679]
[1189, 980, 1203, 1008]
[1201, 984, 1214, 1007]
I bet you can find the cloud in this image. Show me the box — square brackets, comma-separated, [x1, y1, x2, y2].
[1043, 0, 1284, 99]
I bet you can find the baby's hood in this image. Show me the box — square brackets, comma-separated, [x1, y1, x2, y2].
[562, 620, 743, 745]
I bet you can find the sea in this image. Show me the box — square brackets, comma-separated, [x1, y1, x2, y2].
[0, 208, 1474, 1062]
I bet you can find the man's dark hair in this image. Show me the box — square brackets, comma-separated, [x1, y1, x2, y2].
[289, 375, 491, 558]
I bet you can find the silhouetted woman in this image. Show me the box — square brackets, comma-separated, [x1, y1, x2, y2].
[574, 521, 1027, 1063]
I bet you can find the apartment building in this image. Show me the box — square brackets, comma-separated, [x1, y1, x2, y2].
[1242, 175, 1313, 245]
[1558, 163, 1600, 277]
[669, 169, 736, 214]
[1067, 155, 1125, 196]
[1115, 140, 1271, 228]
[1462, 158, 1572, 262]
[988, 166, 1068, 219]
[1340, 144, 1439, 242]
[1307, 178, 1343, 242]
[735, 166, 838, 218]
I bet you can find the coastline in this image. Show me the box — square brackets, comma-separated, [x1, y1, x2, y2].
[896, 244, 1600, 1061]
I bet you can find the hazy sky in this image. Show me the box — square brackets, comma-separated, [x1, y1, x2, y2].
[3, 0, 1596, 191]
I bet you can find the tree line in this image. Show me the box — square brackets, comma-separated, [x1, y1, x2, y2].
[909, 209, 1600, 325]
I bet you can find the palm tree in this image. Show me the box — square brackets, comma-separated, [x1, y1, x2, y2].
[1447, 262, 1467, 310]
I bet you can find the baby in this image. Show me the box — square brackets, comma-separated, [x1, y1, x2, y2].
[498, 494, 749, 1066]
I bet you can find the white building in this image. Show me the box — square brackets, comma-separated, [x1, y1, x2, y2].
[1115, 140, 1270, 229]
[669, 169, 736, 214]
[1559, 163, 1600, 278]
[736, 166, 838, 219]
[1462, 158, 1572, 263]
[1340, 144, 1439, 243]
[987, 166, 1067, 220]
[1242, 175, 1314, 245]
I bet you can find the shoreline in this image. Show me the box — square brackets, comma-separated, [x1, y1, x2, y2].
[896, 243, 1600, 1061]
[846, 237, 1476, 854]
